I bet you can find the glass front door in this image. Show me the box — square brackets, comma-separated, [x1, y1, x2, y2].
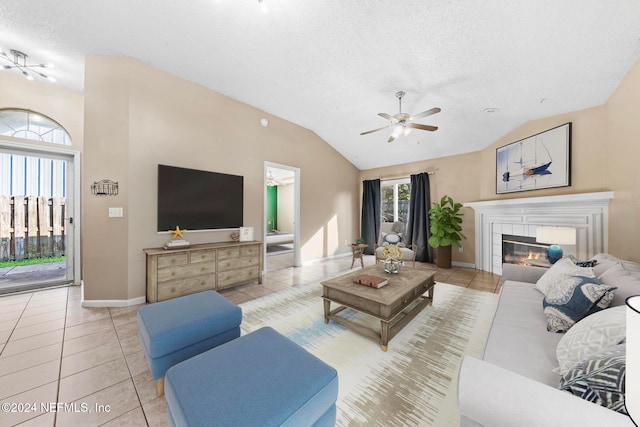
[0, 145, 77, 294]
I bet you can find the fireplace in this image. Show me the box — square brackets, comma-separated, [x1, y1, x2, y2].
[465, 192, 614, 275]
[502, 234, 551, 267]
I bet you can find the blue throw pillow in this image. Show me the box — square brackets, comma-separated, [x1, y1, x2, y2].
[382, 232, 402, 245]
[543, 275, 616, 333]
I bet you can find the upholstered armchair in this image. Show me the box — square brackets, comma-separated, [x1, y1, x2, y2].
[374, 221, 418, 267]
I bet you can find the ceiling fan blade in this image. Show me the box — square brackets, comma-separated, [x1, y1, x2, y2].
[378, 112, 399, 123]
[360, 125, 390, 136]
[409, 107, 441, 121]
[407, 123, 438, 132]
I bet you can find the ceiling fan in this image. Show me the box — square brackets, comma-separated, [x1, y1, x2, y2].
[360, 91, 441, 143]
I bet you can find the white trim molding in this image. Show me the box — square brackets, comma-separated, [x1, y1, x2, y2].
[81, 295, 147, 308]
[465, 192, 614, 275]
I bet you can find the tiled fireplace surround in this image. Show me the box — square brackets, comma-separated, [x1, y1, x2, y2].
[465, 192, 614, 276]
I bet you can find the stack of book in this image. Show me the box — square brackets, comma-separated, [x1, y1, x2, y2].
[353, 274, 388, 288]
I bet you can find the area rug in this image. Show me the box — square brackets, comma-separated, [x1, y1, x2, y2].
[239, 278, 499, 426]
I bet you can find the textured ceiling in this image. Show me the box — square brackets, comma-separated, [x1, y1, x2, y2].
[1, 1, 640, 169]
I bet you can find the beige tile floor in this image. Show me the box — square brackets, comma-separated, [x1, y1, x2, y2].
[0, 254, 501, 426]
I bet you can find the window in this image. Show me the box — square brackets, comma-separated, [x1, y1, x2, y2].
[381, 178, 410, 223]
[0, 109, 71, 144]
[0, 109, 71, 197]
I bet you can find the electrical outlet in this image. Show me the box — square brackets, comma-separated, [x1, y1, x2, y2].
[458, 246, 463, 253]
[344, 239, 348, 245]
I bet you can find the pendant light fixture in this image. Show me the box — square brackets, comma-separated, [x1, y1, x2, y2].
[1, 48, 56, 82]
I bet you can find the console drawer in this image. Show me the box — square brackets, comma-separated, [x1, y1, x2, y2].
[190, 250, 216, 263]
[158, 262, 216, 283]
[217, 265, 261, 289]
[157, 253, 189, 268]
[218, 255, 259, 272]
[157, 275, 217, 301]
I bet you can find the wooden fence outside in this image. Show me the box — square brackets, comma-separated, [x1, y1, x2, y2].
[0, 196, 66, 262]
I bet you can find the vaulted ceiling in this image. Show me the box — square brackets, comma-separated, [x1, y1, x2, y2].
[2, 1, 640, 169]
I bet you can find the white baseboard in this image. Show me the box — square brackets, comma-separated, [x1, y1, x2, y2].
[80, 280, 146, 307]
[452, 261, 476, 269]
[81, 295, 146, 308]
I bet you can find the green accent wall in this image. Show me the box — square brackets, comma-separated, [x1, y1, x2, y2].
[266, 185, 277, 231]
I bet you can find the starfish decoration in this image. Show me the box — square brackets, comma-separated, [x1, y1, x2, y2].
[169, 226, 186, 240]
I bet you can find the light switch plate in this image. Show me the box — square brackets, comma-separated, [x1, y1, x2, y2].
[108, 207, 124, 218]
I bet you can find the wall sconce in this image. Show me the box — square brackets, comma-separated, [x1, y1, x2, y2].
[91, 179, 119, 196]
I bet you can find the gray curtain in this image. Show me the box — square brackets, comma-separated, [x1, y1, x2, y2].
[361, 179, 381, 255]
[406, 172, 433, 263]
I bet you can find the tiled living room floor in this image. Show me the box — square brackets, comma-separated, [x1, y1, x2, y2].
[0, 254, 501, 426]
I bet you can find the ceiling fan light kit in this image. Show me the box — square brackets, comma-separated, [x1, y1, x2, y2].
[360, 91, 440, 143]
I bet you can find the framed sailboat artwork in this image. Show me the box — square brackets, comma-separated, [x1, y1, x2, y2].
[496, 123, 571, 194]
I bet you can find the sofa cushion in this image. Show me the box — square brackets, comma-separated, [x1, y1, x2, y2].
[593, 253, 640, 277]
[554, 305, 626, 376]
[598, 262, 640, 307]
[543, 275, 616, 333]
[535, 257, 596, 296]
[559, 343, 627, 415]
[482, 280, 563, 387]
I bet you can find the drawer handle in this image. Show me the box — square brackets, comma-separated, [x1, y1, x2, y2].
[402, 298, 407, 304]
[171, 287, 176, 293]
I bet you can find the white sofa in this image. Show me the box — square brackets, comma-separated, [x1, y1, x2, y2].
[458, 254, 638, 427]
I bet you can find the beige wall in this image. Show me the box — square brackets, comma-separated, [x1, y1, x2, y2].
[480, 58, 640, 262]
[361, 58, 640, 265]
[82, 56, 360, 301]
[479, 107, 607, 200]
[0, 72, 84, 148]
[604, 58, 640, 259]
[360, 152, 480, 265]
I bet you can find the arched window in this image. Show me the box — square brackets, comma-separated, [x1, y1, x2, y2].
[0, 108, 71, 145]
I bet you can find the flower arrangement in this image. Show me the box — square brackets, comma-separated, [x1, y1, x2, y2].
[382, 244, 402, 260]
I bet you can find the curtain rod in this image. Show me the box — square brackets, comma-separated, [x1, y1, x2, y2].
[376, 171, 435, 180]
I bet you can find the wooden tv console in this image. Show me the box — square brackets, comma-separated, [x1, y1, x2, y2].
[144, 241, 263, 303]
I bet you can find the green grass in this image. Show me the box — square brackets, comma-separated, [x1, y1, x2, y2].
[0, 256, 66, 268]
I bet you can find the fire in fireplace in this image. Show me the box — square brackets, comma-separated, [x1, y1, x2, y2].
[502, 234, 551, 267]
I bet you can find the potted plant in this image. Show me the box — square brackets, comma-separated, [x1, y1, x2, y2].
[428, 195, 466, 268]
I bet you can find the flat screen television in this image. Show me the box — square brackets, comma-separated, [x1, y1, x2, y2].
[157, 164, 243, 232]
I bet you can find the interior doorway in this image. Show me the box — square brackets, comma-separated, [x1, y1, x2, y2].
[0, 141, 80, 294]
[264, 162, 301, 272]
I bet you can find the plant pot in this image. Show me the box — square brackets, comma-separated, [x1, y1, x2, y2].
[435, 245, 452, 269]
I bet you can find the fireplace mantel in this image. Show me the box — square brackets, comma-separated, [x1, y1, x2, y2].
[465, 191, 614, 275]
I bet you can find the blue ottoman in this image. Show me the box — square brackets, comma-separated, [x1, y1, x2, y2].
[137, 290, 242, 396]
[165, 326, 339, 427]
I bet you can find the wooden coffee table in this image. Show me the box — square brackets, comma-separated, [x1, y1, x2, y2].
[321, 264, 435, 351]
